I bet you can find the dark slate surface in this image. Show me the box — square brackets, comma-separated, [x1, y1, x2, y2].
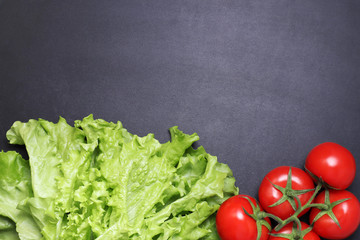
[0, 1, 359, 239]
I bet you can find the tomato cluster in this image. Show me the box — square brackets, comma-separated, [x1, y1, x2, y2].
[216, 142, 360, 240]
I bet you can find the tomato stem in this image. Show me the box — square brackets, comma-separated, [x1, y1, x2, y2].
[267, 168, 315, 212]
[310, 188, 351, 228]
[262, 168, 348, 238]
[241, 196, 272, 240]
[269, 179, 324, 231]
[269, 222, 315, 240]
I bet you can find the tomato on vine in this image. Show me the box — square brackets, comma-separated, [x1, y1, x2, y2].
[268, 222, 320, 240]
[258, 166, 315, 220]
[216, 195, 271, 240]
[305, 142, 356, 190]
[216, 142, 359, 240]
[309, 189, 360, 239]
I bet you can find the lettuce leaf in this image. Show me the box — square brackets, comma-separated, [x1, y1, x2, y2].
[0, 216, 19, 240]
[0, 216, 15, 231]
[3, 115, 238, 239]
[0, 151, 42, 240]
[0, 229, 20, 240]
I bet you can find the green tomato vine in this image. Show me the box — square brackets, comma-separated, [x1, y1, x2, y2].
[244, 167, 350, 240]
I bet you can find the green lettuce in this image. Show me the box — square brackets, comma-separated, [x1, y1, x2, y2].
[1, 115, 238, 239]
[0, 216, 19, 240]
[0, 151, 42, 240]
[0, 229, 20, 240]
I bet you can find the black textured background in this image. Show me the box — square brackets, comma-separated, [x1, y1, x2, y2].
[0, 1, 359, 239]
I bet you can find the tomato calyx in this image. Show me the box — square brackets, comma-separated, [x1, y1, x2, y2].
[268, 182, 350, 233]
[267, 167, 314, 212]
[304, 166, 340, 190]
[267, 180, 323, 231]
[242, 196, 272, 240]
[310, 188, 351, 228]
[270, 222, 314, 240]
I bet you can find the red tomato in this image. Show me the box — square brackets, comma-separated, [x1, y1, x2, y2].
[268, 222, 320, 240]
[258, 166, 315, 220]
[216, 195, 271, 240]
[305, 142, 356, 190]
[309, 190, 360, 239]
